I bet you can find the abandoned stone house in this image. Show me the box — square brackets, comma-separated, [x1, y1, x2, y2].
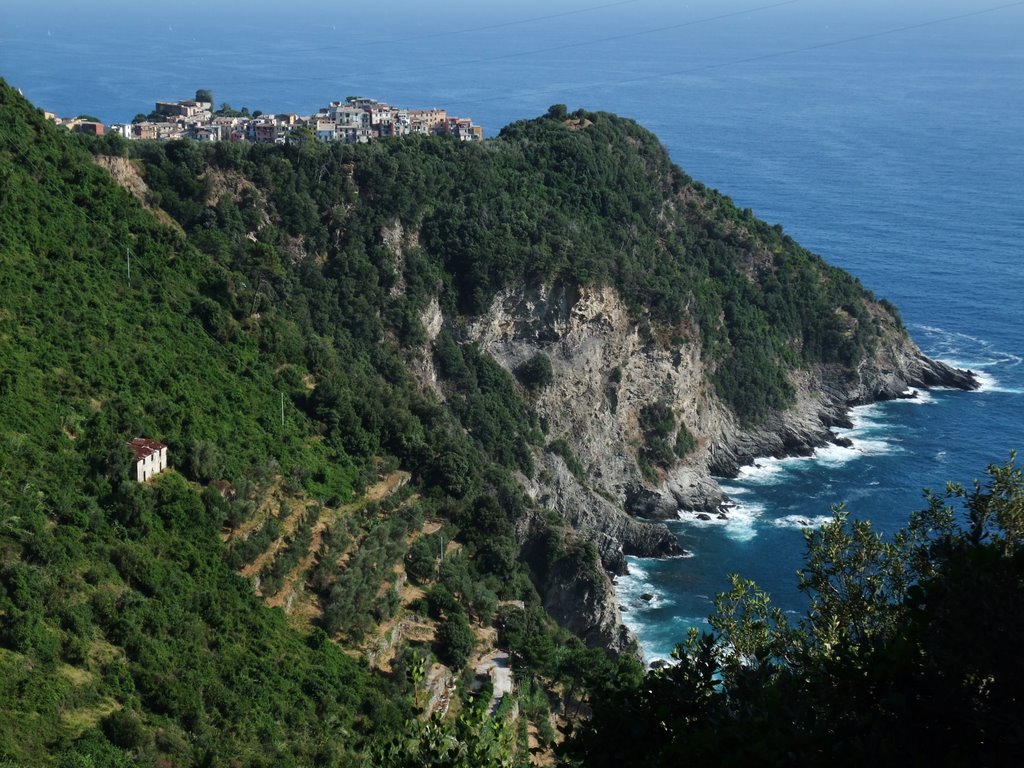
[128, 437, 168, 482]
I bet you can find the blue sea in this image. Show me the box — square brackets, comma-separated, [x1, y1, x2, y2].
[4, 0, 1022, 661]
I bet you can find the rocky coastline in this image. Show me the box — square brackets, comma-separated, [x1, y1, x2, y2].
[439, 281, 978, 654]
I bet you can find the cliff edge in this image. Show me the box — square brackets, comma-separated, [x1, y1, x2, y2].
[456, 281, 976, 650]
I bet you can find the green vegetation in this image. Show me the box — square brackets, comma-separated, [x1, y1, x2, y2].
[436, 609, 475, 669]
[225, 514, 282, 569]
[515, 352, 555, 392]
[0, 75, 949, 766]
[637, 401, 682, 475]
[318, 502, 419, 642]
[121, 98, 895, 427]
[546, 438, 586, 481]
[563, 458, 1024, 767]
[258, 504, 318, 596]
[213, 103, 251, 118]
[673, 422, 696, 458]
[405, 532, 443, 584]
[0, 81, 617, 765]
[433, 334, 540, 475]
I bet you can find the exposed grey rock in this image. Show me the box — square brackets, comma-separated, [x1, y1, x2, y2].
[444, 280, 977, 655]
[520, 510, 639, 655]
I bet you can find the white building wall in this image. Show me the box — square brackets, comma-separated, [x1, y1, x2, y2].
[132, 445, 169, 482]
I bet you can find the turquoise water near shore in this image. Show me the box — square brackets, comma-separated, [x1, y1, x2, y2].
[4, 0, 1022, 662]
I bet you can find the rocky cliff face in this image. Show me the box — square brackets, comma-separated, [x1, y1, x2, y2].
[447, 281, 976, 652]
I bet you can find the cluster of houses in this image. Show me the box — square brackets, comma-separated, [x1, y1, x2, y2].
[46, 94, 483, 145]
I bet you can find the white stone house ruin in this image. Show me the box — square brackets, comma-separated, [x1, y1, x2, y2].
[128, 438, 168, 482]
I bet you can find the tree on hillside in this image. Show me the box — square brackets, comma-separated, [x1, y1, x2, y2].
[563, 457, 1024, 767]
[514, 352, 554, 392]
[195, 88, 213, 104]
[437, 609, 475, 669]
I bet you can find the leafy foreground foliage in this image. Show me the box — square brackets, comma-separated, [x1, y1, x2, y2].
[564, 458, 1024, 767]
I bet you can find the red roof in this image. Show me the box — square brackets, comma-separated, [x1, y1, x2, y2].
[127, 437, 166, 463]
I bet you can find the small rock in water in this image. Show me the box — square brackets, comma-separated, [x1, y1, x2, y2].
[697, 513, 711, 521]
[619, 604, 629, 613]
[717, 513, 728, 520]
[649, 659, 669, 670]
[640, 593, 654, 602]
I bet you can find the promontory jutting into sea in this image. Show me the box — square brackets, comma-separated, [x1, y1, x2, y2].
[1, 0, 1021, 764]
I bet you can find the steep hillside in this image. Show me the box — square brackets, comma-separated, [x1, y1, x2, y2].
[110, 100, 973, 632]
[0, 83, 616, 766]
[0, 80, 976, 765]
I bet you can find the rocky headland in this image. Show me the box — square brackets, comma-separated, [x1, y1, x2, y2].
[441, 281, 977, 652]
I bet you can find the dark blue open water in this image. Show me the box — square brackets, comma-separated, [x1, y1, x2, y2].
[4, 0, 1021, 661]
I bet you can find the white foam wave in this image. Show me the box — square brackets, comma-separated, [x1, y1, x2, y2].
[617, 573, 676, 612]
[771, 514, 835, 530]
[813, 435, 895, 466]
[970, 370, 1024, 394]
[843, 403, 892, 434]
[617, 560, 674, 609]
[888, 388, 934, 405]
[663, 550, 697, 559]
[616, 558, 674, 657]
[732, 457, 788, 485]
[721, 399, 905, 490]
[623, 559, 650, 581]
[676, 500, 762, 543]
[913, 324, 1022, 374]
[721, 485, 751, 496]
[974, 371, 998, 390]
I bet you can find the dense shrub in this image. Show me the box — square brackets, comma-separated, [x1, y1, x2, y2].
[436, 610, 474, 669]
[515, 353, 555, 392]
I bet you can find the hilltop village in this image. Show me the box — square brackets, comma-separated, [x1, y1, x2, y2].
[45, 90, 483, 144]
